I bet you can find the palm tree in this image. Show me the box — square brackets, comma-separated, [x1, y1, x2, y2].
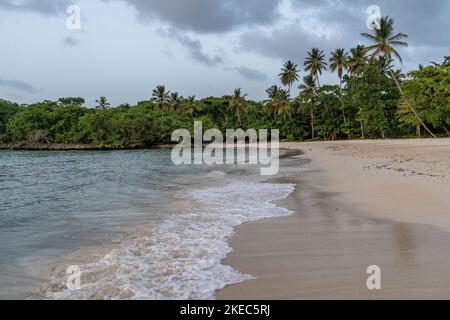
[228, 88, 247, 125]
[279, 60, 300, 95]
[347, 45, 367, 75]
[329, 49, 349, 86]
[362, 16, 436, 137]
[444, 56, 450, 67]
[273, 89, 292, 118]
[95, 96, 110, 110]
[264, 85, 281, 118]
[152, 85, 170, 116]
[266, 85, 281, 101]
[184, 96, 198, 116]
[168, 92, 183, 111]
[330, 48, 350, 125]
[299, 75, 317, 139]
[304, 48, 327, 87]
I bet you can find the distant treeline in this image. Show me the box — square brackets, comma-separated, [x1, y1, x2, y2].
[0, 17, 449, 148]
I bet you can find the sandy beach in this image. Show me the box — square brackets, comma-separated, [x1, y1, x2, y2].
[218, 139, 450, 299]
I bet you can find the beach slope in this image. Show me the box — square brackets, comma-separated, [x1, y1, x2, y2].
[218, 139, 450, 299]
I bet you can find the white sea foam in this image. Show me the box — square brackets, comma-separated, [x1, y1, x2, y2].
[46, 179, 294, 300]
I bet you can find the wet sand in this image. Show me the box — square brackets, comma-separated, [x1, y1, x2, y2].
[218, 139, 450, 299]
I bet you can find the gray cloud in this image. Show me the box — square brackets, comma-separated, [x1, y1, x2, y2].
[0, 78, 38, 93]
[289, 0, 450, 47]
[239, 0, 449, 71]
[238, 23, 347, 65]
[228, 66, 268, 82]
[120, 0, 282, 33]
[0, 0, 70, 14]
[157, 28, 223, 66]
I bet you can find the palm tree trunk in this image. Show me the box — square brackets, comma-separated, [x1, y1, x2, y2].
[360, 121, 365, 139]
[389, 68, 437, 138]
[444, 126, 450, 137]
[416, 124, 421, 137]
[311, 108, 315, 140]
[339, 78, 348, 126]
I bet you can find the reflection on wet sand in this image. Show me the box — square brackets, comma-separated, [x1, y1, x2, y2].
[218, 155, 450, 299]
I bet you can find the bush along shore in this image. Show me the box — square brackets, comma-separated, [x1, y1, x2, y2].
[1, 17, 448, 150]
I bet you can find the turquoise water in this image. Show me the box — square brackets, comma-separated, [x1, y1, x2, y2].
[0, 149, 294, 299]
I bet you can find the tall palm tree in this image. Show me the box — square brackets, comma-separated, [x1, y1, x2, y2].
[329, 49, 349, 86]
[95, 96, 110, 110]
[168, 92, 183, 111]
[228, 88, 247, 126]
[362, 16, 436, 137]
[152, 85, 170, 116]
[279, 60, 300, 95]
[347, 45, 367, 75]
[330, 48, 350, 125]
[304, 48, 327, 87]
[299, 75, 317, 139]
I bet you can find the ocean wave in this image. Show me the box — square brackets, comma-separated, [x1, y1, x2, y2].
[45, 179, 294, 300]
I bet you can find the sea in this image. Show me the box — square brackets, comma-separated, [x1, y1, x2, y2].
[0, 149, 296, 299]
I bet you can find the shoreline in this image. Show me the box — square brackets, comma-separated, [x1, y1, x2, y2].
[0, 143, 177, 151]
[217, 139, 450, 299]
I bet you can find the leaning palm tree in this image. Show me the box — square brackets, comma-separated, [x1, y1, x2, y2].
[299, 75, 318, 139]
[304, 48, 327, 87]
[228, 88, 247, 126]
[330, 48, 350, 125]
[152, 85, 170, 116]
[362, 16, 436, 137]
[168, 92, 183, 112]
[95, 96, 110, 110]
[279, 60, 300, 95]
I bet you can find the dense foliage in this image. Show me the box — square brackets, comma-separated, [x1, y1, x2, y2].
[1, 17, 449, 147]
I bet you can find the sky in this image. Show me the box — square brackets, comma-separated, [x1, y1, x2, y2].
[0, 0, 449, 106]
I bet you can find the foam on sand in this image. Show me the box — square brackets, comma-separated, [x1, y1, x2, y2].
[46, 178, 294, 300]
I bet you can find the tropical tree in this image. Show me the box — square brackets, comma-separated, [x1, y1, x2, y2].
[264, 85, 281, 118]
[400, 64, 450, 136]
[362, 16, 437, 137]
[330, 48, 350, 125]
[184, 96, 199, 116]
[152, 85, 170, 116]
[279, 60, 300, 95]
[304, 48, 327, 87]
[168, 92, 183, 112]
[329, 49, 349, 86]
[347, 45, 367, 75]
[272, 89, 292, 118]
[264, 86, 292, 119]
[299, 75, 318, 139]
[95, 97, 110, 110]
[228, 88, 247, 125]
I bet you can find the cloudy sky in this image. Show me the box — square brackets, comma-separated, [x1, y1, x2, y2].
[0, 0, 449, 106]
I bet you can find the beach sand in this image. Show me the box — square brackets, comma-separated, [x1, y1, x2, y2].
[217, 139, 450, 299]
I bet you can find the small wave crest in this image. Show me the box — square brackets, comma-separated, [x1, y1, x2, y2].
[45, 179, 294, 300]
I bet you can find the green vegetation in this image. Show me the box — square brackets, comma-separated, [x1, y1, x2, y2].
[0, 17, 448, 148]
